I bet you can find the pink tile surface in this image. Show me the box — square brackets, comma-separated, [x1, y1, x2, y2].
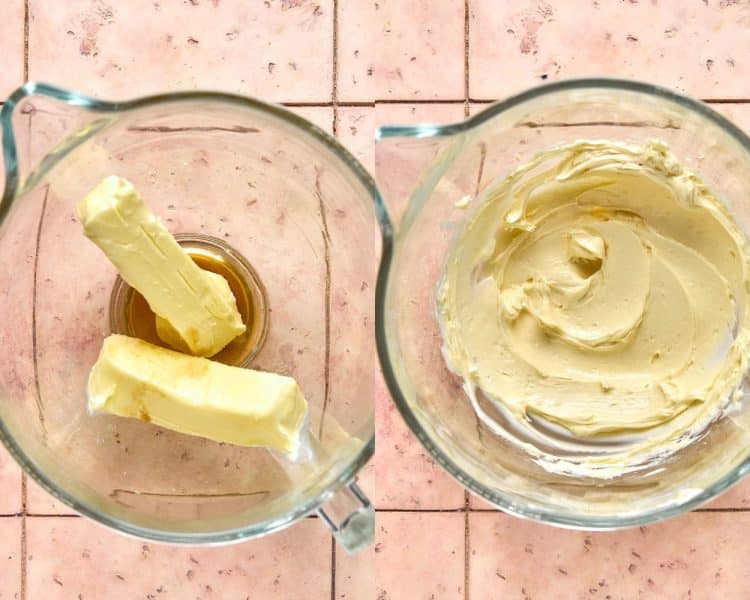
[28, 0, 333, 101]
[375, 102, 466, 222]
[3, 0, 750, 598]
[466, 469, 750, 512]
[321, 107, 378, 449]
[708, 478, 750, 510]
[0, 518, 22, 599]
[370, 103, 468, 511]
[0, 448, 22, 515]
[373, 102, 468, 511]
[0, 0, 24, 99]
[337, 0, 377, 102]
[25, 478, 76, 516]
[689, 104, 750, 510]
[337, 107, 375, 174]
[287, 105, 334, 134]
[374, 373, 464, 510]
[336, 542, 375, 600]
[468, 493, 498, 512]
[470, 0, 750, 100]
[469, 512, 750, 599]
[376, 512, 465, 600]
[26, 517, 332, 599]
[712, 103, 750, 132]
[339, 0, 466, 101]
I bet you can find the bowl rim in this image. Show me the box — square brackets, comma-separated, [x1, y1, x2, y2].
[375, 76, 750, 530]
[0, 81, 380, 544]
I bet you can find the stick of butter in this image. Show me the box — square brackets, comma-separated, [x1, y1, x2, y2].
[88, 334, 308, 454]
[77, 176, 245, 357]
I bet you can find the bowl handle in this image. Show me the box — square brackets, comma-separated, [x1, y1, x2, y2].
[315, 479, 374, 555]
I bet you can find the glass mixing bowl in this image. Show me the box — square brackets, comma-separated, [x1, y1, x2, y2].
[376, 78, 750, 528]
[0, 82, 381, 552]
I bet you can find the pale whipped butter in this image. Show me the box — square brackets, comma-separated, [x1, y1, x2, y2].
[437, 140, 750, 478]
[77, 176, 245, 357]
[88, 334, 308, 454]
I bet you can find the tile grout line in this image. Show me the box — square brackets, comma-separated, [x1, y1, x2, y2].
[330, 536, 337, 600]
[375, 506, 750, 513]
[470, 97, 750, 105]
[330, 4, 338, 599]
[464, 507, 750, 513]
[377, 507, 468, 513]
[701, 98, 750, 104]
[464, 0, 470, 117]
[3, 98, 750, 108]
[20, 457, 26, 600]
[2, 505, 746, 515]
[463, 4, 471, 597]
[27, 506, 750, 516]
[331, 0, 339, 136]
[23, 0, 29, 81]
[20, 514, 26, 600]
[24, 514, 81, 518]
[282, 101, 372, 108]
[285, 98, 750, 108]
[20, 468, 26, 600]
[20, 9, 29, 599]
[692, 507, 750, 513]
[314, 173, 332, 435]
[464, 502, 471, 600]
[30, 187, 50, 439]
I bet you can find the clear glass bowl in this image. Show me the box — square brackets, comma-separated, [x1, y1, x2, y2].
[0, 83, 381, 550]
[376, 78, 750, 528]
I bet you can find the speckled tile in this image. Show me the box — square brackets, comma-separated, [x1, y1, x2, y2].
[287, 105, 334, 135]
[26, 516, 332, 599]
[0, 518, 22, 599]
[339, 0, 466, 101]
[374, 102, 466, 221]
[478, 477, 750, 513]
[337, 106, 375, 174]
[706, 478, 750, 510]
[0, 0, 24, 99]
[468, 492, 499, 511]
[28, 0, 333, 101]
[0, 447, 22, 515]
[354, 459, 375, 514]
[469, 0, 750, 100]
[376, 512, 464, 600]
[0, 123, 44, 523]
[286, 92, 377, 492]
[469, 512, 750, 599]
[374, 372, 464, 510]
[373, 102, 467, 510]
[466, 475, 750, 512]
[711, 102, 750, 133]
[26, 478, 77, 516]
[336, 541, 374, 600]
[337, 0, 377, 102]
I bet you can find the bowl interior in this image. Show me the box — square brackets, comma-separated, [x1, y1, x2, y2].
[379, 81, 750, 526]
[0, 92, 376, 541]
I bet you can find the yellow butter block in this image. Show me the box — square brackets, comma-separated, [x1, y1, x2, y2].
[87, 335, 308, 454]
[77, 176, 245, 357]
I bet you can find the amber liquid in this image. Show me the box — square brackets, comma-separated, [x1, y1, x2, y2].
[122, 247, 266, 367]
